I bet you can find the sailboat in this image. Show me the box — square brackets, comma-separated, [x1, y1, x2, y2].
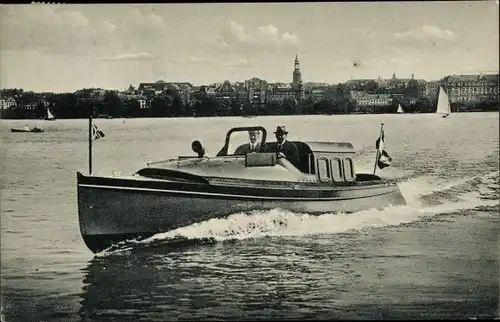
[397, 104, 404, 114]
[436, 86, 451, 118]
[45, 107, 56, 121]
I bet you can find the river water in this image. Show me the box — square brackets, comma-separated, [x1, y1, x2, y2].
[1, 113, 499, 321]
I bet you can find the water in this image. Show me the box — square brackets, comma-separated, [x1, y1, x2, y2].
[1, 113, 499, 321]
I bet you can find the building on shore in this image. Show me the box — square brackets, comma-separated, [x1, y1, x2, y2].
[424, 80, 441, 101]
[350, 91, 392, 112]
[124, 94, 148, 109]
[189, 55, 305, 108]
[441, 73, 499, 105]
[137, 80, 193, 104]
[0, 97, 17, 110]
[349, 91, 392, 105]
[266, 83, 297, 103]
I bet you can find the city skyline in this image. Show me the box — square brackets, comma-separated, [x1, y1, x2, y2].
[1, 2, 498, 93]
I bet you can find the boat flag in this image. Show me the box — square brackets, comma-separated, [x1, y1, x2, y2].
[375, 127, 392, 169]
[92, 122, 105, 141]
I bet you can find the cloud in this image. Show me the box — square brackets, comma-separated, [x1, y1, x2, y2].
[222, 58, 251, 67]
[97, 52, 158, 61]
[332, 56, 421, 70]
[281, 32, 299, 46]
[258, 24, 279, 38]
[228, 20, 253, 42]
[1, 6, 112, 54]
[392, 25, 457, 42]
[125, 9, 168, 38]
[212, 36, 231, 50]
[389, 57, 422, 66]
[173, 56, 210, 64]
[173, 54, 249, 68]
[0, 6, 170, 56]
[3, 5, 90, 29]
[212, 20, 300, 55]
[102, 21, 117, 32]
[256, 24, 280, 44]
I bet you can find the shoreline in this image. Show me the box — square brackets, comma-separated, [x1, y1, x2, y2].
[1, 110, 499, 121]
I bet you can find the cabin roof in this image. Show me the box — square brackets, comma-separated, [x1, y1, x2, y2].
[300, 141, 355, 153]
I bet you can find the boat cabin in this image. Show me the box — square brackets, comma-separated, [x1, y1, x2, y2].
[213, 126, 358, 184]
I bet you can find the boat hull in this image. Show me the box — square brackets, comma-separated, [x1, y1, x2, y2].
[77, 172, 406, 253]
[10, 128, 44, 133]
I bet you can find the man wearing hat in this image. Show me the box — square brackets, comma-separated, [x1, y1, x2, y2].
[273, 125, 299, 166]
[235, 129, 264, 154]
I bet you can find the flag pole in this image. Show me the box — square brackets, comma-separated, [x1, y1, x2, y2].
[88, 101, 93, 175]
[373, 122, 384, 175]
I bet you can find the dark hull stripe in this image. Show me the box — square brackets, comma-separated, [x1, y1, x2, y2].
[77, 174, 397, 198]
[78, 183, 396, 201]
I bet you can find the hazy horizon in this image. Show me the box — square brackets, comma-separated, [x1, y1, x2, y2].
[1, 2, 498, 93]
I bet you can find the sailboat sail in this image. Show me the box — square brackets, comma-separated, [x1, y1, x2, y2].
[46, 107, 55, 120]
[397, 104, 404, 113]
[436, 87, 451, 116]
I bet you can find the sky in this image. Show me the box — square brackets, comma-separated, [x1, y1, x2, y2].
[0, 2, 498, 93]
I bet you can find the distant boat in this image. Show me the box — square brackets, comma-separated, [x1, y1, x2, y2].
[397, 104, 404, 114]
[11, 126, 44, 133]
[436, 87, 451, 118]
[45, 107, 56, 121]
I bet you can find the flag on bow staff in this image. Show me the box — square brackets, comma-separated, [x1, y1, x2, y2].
[92, 122, 105, 141]
[88, 116, 105, 175]
[373, 124, 392, 174]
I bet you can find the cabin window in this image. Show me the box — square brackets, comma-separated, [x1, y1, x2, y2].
[330, 157, 344, 182]
[309, 153, 316, 175]
[317, 157, 331, 182]
[343, 157, 355, 182]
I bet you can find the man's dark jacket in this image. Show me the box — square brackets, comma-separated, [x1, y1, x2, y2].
[275, 141, 300, 167]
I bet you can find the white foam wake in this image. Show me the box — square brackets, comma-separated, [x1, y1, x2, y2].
[398, 170, 499, 206]
[141, 193, 497, 245]
[143, 170, 498, 243]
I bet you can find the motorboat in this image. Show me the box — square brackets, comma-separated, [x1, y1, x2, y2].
[10, 127, 44, 133]
[77, 126, 407, 253]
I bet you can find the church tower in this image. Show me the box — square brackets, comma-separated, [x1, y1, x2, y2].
[292, 53, 304, 101]
[292, 53, 302, 85]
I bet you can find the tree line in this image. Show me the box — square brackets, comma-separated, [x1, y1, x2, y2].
[2, 85, 497, 119]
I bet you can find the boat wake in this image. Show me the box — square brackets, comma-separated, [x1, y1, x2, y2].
[98, 171, 499, 256]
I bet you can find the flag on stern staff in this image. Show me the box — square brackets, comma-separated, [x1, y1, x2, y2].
[92, 123, 105, 141]
[375, 128, 392, 169]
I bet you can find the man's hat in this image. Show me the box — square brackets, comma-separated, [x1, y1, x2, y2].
[274, 125, 288, 135]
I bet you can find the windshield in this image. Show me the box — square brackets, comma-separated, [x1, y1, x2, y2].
[228, 129, 264, 154]
[216, 126, 268, 157]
